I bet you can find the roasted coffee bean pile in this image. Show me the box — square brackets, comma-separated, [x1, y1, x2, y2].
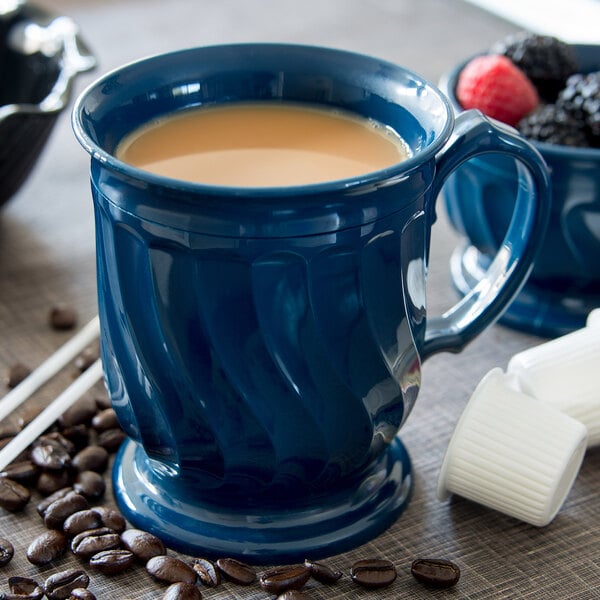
[1, 306, 461, 598]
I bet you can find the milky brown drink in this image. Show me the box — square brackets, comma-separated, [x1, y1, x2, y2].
[116, 102, 411, 187]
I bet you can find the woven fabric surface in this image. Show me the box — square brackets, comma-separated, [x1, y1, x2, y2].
[0, 1, 598, 598]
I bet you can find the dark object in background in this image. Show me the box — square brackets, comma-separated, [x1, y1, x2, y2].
[0, 1, 96, 208]
[492, 32, 579, 101]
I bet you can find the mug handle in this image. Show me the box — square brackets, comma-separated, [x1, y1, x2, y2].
[421, 109, 551, 359]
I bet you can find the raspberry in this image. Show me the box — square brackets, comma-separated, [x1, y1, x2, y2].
[456, 54, 539, 127]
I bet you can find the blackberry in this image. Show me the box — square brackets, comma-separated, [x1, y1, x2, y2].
[557, 71, 600, 146]
[492, 32, 579, 101]
[517, 104, 589, 147]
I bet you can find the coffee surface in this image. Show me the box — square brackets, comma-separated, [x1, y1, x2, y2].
[116, 102, 410, 187]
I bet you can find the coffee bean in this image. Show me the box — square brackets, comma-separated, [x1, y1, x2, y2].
[89, 549, 135, 575]
[191, 558, 221, 587]
[0, 437, 16, 452]
[121, 528, 166, 562]
[30, 438, 72, 471]
[17, 406, 44, 430]
[410, 558, 461, 588]
[276, 591, 308, 600]
[71, 527, 121, 560]
[91, 408, 119, 432]
[6, 363, 31, 388]
[215, 557, 256, 585]
[44, 569, 90, 600]
[74, 347, 99, 373]
[91, 506, 126, 533]
[43, 491, 89, 529]
[94, 395, 112, 411]
[71, 446, 108, 473]
[0, 477, 31, 511]
[73, 471, 105, 501]
[44, 569, 89, 600]
[49, 304, 78, 330]
[259, 565, 311, 595]
[36, 470, 73, 496]
[1, 460, 39, 484]
[0, 536, 14, 566]
[68, 589, 96, 600]
[40, 432, 77, 456]
[44, 491, 89, 530]
[60, 425, 90, 450]
[0, 422, 19, 438]
[59, 397, 97, 429]
[162, 582, 203, 600]
[4, 576, 43, 600]
[146, 556, 197, 584]
[63, 509, 103, 537]
[97, 428, 127, 452]
[304, 559, 342, 584]
[27, 530, 68, 565]
[350, 558, 397, 589]
[36, 487, 73, 516]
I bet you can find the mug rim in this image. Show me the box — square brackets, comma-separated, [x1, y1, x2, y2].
[72, 42, 455, 198]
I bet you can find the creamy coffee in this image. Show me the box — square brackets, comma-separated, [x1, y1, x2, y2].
[116, 102, 411, 187]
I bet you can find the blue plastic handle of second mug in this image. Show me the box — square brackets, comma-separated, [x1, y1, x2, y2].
[422, 110, 551, 358]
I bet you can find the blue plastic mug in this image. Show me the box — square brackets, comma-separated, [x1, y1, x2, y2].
[73, 44, 550, 563]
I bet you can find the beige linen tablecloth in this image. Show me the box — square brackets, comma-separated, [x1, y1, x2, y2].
[0, 1, 598, 597]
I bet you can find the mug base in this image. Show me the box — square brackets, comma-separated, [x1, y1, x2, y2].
[112, 436, 412, 565]
[450, 243, 600, 338]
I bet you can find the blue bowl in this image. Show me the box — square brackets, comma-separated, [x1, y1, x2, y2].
[0, 1, 96, 207]
[440, 44, 600, 337]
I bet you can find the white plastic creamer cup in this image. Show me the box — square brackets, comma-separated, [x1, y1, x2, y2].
[587, 308, 600, 328]
[507, 323, 600, 447]
[437, 368, 588, 527]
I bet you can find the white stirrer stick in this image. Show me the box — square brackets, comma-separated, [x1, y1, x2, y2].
[0, 358, 104, 471]
[0, 315, 100, 423]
